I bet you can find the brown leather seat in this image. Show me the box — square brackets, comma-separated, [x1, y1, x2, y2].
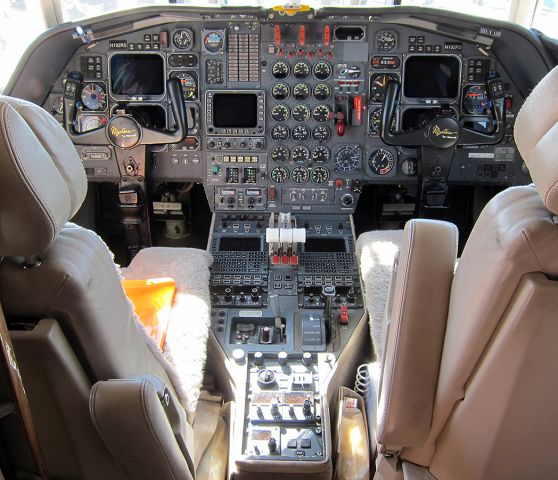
[374, 66, 558, 480]
[0, 96, 221, 480]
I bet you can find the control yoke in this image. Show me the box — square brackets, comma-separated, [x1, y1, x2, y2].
[63, 74, 188, 149]
[380, 78, 506, 149]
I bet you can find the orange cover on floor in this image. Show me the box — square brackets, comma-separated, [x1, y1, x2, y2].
[122, 278, 176, 350]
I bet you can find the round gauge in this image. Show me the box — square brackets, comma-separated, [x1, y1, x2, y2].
[271, 124, 290, 141]
[271, 165, 289, 183]
[376, 31, 397, 52]
[313, 83, 331, 101]
[292, 125, 310, 141]
[52, 95, 64, 115]
[312, 104, 332, 123]
[173, 72, 197, 100]
[311, 166, 330, 184]
[293, 61, 311, 79]
[292, 104, 311, 122]
[311, 145, 330, 163]
[312, 125, 331, 142]
[271, 104, 290, 122]
[334, 145, 361, 172]
[370, 73, 398, 103]
[291, 165, 310, 183]
[463, 85, 491, 115]
[369, 107, 397, 136]
[313, 61, 332, 80]
[81, 83, 106, 111]
[173, 28, 194, 50]
[369, 148, 396, 176]
[78, 114, 107, 132]
[293, 83, 310, 100]
[271, 61, 289, 79]
[271, 145, 289, 162]
[292, 145, 310, 163]
[204, 31, 224, 52]
[271, 82, 289, 100]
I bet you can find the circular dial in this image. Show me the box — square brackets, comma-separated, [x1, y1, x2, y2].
[271, 124, 289, 141]
[271, 82, 289, 100]
[369, 148, 396, 176]
[79, 114, 107, 132]
[293, 61, 311, 79]
[292, 124, 310, 141]
[271, 165, 289, 183]
[313, 61, 332, 80]
[52, 95, 64, 115]
[312, 104, 332, 122]
[204, 31, 224, 52]
[370, 73, 398, 103]
[292, 145, 310, 163]
[292, 104, 311, 122]
[292, 83, 310, 100]
[376, 31, 397, 52]
[463, 85, 491, 115]
[311, 166, 330, 184]
[312, 125, 331, 142]
[173, 28, 194, 50]
[291, 165, 310, 183]
[271, 145, 289, 162]
[81, 83, 106, 111]
[313, 83, 331, 101]
[173, 72, 197, 100]
[311, 145, 330, 163]
[271, 61, 289, 79]
[368, 107, 397, 136]
[271, 104, 290, 122]
[334, 145, 361, 172]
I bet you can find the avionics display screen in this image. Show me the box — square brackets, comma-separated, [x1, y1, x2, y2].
[110, 54, 165, 96]
[219, 237, 261, 252]
[213, 94, 258, 128]
[304, 238, 347, 253]
[404, 56, 460, 99]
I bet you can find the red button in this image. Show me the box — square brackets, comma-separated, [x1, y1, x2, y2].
[272, 255, 280, 265]
[281, 255, 289, 265]
[290, 255, 299, 266]
[335, 179, 344, 189]
[340, 306, 349, 325]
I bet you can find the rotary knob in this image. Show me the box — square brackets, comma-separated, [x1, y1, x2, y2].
[302, 352, 313, 367]
[254, 351, 264, 366]
[278, 351, 288, 366]
[303, 398, 313, 417]
[268, 437, 277, 454]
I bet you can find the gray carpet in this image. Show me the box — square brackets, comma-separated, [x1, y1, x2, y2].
[356, 230, 404, 361]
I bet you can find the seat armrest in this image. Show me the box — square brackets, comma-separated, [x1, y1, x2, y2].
[378, 219, 458, 449]
[90, 375, 195, 480]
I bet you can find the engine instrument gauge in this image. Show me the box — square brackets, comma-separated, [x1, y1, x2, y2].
[311, 166, 330, 184]
[463, 85, 491, 115]
[271, 145, 289, 162]
[204, 31, 224, 52]
[368, 107, 397, 136]
[81, 83, 106, 111]
[312, 125, 331, 142]
[271, 125, 289, 141]
[271, 165, 289, 183]
[271, 61, 289, 79]
[334, 145, 361, 172]
[311, 145, 330, 163]
[292, 104, 311, 122]
[376, 31, 397, 52]
[313, 83, 331, 101]
[173, 28, 194, 50]
[313, 61, 332, 80]
[312, 104, 332, 123]
[292, 125, 310, 141]
[291, 165, 310, 183]
[78, 114, 107, 132]
[293, 61, 311, 79]
[370, 73, 398, 103]
[271, 82, 289, 100]
[292, 145, 310, 163]
[271, 104, 290, 122]
[292, 83, 310, 100]
[369, 148, 396, 176]
[172, 72, 198, 100]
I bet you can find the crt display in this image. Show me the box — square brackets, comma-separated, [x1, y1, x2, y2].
[404, 56, 460, 99]
[304, 238, 347, 253]
[213, 94, 258, 128]
[219, 237, 261, 252]
[110, 54, 165, 96]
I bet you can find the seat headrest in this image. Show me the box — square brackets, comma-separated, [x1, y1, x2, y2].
[0, 96, 87, 257]
[515, 66, 558, 216]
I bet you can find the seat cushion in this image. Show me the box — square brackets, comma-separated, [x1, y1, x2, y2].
[121, 247, 213, 422]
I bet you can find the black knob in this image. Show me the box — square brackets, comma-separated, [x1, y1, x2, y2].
[347, 288, 356, 302]
[224, 141, 231, 148]
[251, 287, 260, 301]
[268, 437, 277, 454]
[208, 140, 216, 148]
[224, 288, 233, 302]
[255, 141, 263, 149]
[271, 399, 280, 418]
[261, 326, 271, 343]
[303, 399, 312, 416]
[239, 292, 246, 303]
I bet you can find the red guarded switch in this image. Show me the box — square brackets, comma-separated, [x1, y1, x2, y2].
[340, 305, 349, 325]
[299, 25, 306, 47]
[336, 111, 345, 137]
[323, 25, 331, 47]
[274, 24, 281, 47]
[281, 255, 289, 265]
[353, 95, 363, 125]
[272, 255, 280, 265]
[290, 255, 299, 266]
